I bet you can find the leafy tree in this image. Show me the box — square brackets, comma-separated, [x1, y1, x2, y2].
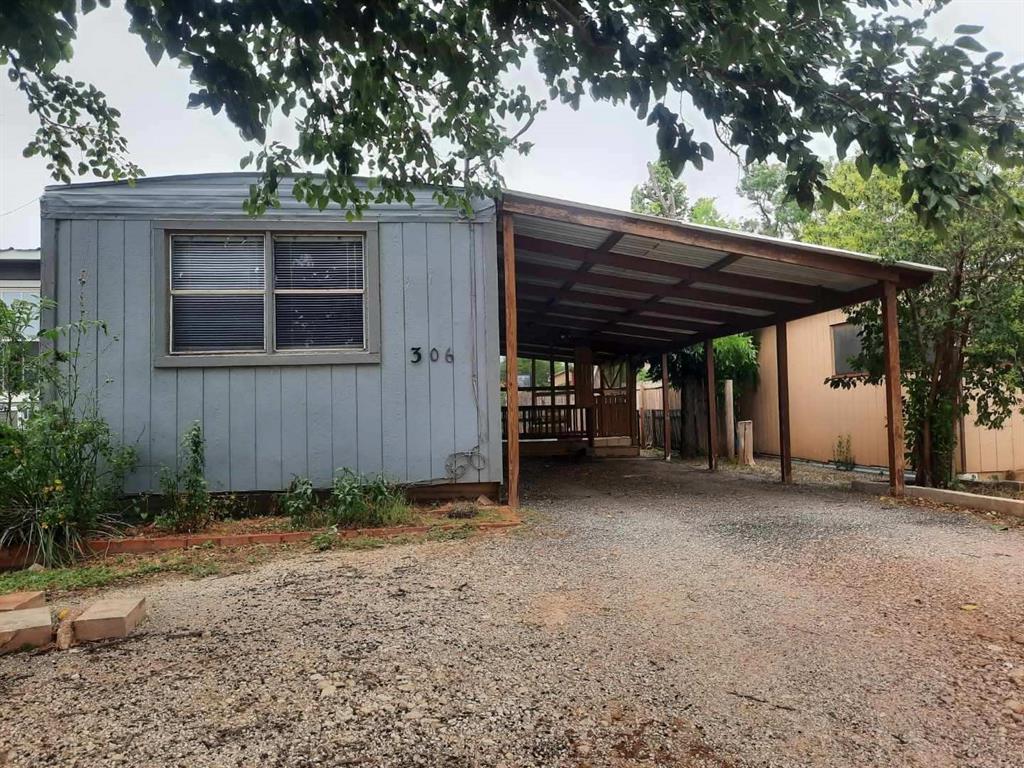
[689, 197, 732, 229]
[646, 335, 759, 398]
[4, 1, 1023, 225]
[631, 161, 691, 219]
[738, 163, 812, 239]
[804, 160, 1024, 487]
[630, 164, 757, 407]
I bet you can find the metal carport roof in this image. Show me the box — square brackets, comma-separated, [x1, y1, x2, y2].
[497, 189, 941, 359]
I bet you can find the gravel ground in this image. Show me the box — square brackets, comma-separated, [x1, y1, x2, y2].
[2, 457, 1023, 767]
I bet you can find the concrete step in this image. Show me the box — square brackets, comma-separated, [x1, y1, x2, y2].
[73, 597, 147, 642]
[0, 607, 53, 654]
[0, 591, 46, 612]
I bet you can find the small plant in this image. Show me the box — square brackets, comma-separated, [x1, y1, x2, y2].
[311, 530, 336, 551]
[280, 475, 327, 529]
[832, 434, 856, 471]
[157, 422, 211, 533]
[329, 470, 411, 528]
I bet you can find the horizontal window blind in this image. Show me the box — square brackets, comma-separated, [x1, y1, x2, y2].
[273, 236, 365, 350]
[172, 296, 265, 352]
[275, 295, 364, 349]
[170, 234, 265, 353]
[171, 235, 265, 291]
[274, 236, 363, 290]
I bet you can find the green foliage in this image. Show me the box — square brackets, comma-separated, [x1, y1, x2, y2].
[0, 292, 136, 567]
[646, 335, 760, 398]
[329, 470, 411, 529]
[310, 531, 335, 552]
[631, 161, 691, 219]
[4, 2, 1023, 230]
[809, 158, 1024, 486]
[156, 422, 211, 533]
[738, 163, 813, 239]
[832, 435, 856, 471]
[280, 475, 328, 529]
[0, 296, 43, 421]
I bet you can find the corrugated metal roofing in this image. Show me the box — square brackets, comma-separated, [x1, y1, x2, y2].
[499, 187, 942, 353]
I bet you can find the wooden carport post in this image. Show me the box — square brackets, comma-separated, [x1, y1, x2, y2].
[882, 281, 906, 496]
[776, 322, 793, 483]
[704, 340, 718, 470]
[503, 214, 520, 509]
[661, 352, 671, 460]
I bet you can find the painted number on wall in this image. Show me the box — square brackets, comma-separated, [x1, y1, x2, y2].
[410, 347, 454, 364]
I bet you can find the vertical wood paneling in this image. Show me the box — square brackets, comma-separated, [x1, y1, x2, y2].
[305, 367, 333, 486]
[229, 368, 257, 490]
[451, 223, 480, 481]
[427, 223, 456, 480]
[121, 220, 152, 492]
[379, 223, 408, 480]
[96, 220, 125, 440]
[254, 368, 283, 489]
[356, 365, 383, 475]
[56, 214, 501, 493]
[280, 368, 308, 481]
[202, 369, 231, 491]
[70, 220, 99, 400]
[176, 369, 204, 452]
[403, 223, 431, 481]
[480, 219, 503, 483]
[149, 369, 178, 487]
[331, 366, 358, 474]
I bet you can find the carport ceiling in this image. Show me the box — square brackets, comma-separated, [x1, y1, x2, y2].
[498, 190, 941, 359]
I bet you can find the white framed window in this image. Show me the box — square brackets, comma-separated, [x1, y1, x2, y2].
[157, 223, 380, 367]
[0, 283, 41, 337]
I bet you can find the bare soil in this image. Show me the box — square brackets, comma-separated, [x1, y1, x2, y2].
[2, 457, 1023, 767]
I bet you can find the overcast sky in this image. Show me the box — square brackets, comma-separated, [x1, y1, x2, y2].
[1, 1, 1022, 249]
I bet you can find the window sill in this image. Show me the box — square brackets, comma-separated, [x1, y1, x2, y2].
[154, 349, 381, 368]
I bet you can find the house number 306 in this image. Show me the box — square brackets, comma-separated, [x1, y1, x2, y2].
[410, 347, 454, 364]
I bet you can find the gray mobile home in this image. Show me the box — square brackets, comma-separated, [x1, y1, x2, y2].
[41, 174, 503, 496]
[41, 173, 938, 504]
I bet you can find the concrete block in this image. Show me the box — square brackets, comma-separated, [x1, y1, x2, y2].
[73, 597, 147, 642]
[852, 479, 1024, 519]
[0, 591, 45, 612]
[0, 607, 53, 653]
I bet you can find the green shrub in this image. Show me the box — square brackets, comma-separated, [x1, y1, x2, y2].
[280, 475, 327, 529]
[0, 291, 137, 567]
[310, 530, 336, 551]
[157, 422, 211, 533]
[329, 470, 410, 528]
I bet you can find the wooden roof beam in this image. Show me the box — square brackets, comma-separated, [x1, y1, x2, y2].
[515, 260, 793, 314]
[514, 234, 836, 302]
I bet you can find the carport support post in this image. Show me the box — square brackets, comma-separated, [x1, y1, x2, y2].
[776, 322, 792, 484]
[882, 281, 906, 497]
[661, 353, 671, 460]
[503, 214, 520, 509]
[704, 340, 718, 470]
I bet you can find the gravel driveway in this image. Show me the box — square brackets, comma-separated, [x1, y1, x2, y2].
[2, 458, 1023, 767]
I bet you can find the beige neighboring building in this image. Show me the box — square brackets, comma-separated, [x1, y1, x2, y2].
[743, 309, 1024, 479]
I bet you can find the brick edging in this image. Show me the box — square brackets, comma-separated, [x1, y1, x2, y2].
[0, 509, 521, 568]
